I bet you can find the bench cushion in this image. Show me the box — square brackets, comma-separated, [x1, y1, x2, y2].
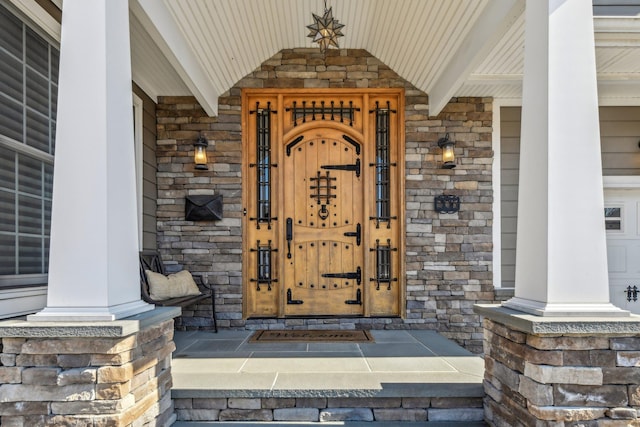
[145, 269, 202, 300]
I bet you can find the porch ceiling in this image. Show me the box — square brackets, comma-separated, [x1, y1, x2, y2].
[129, 0, 640, 115]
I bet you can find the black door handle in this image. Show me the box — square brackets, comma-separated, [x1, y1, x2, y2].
[286, 218, 293, 259]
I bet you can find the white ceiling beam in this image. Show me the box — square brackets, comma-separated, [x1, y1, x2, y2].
[428, 0, 524, 116]
[132, 0, 219, 116]
[460, 77, 640, 106]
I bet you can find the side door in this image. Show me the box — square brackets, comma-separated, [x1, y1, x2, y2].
[605, 189, 640, 314]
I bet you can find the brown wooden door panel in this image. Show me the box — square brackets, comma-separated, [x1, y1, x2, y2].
[283, 130, 363, 315]
[243, 90, 404, 319]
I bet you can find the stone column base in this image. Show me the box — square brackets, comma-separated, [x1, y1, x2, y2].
[474, 304, 640, 427]
[0, 306, 180, 427]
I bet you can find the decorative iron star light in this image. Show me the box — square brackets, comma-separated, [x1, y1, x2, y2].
[307, 1, 344, 53]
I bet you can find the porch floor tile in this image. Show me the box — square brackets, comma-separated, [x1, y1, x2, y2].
[171, 330, 484, 399]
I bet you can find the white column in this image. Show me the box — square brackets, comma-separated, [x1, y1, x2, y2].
[28, 0, 153, 321]
[503, 0, 628, 317]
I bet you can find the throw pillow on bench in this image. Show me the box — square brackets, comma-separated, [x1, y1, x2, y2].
[145, 269, 202, 300]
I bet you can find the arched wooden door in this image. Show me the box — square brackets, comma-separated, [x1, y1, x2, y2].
[242, 89, 405, 319]
[283, 128, 364, 315]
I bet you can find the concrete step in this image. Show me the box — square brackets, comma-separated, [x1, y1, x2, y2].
[173, 422, 487, 426]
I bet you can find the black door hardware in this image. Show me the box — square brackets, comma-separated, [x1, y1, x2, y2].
[321, 158, 361, 178]
[322, 266, 361, 286]
[287, 288, 303, 304]
[345, 289, 362, 305]
[286, 218, 293, 259]
[626, 285, 639, 302]
[343, 223, 361, 246]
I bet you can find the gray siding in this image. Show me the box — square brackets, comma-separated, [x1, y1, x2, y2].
[133, 83, 157, 250]
[500, 106, 640, 287]
[500, 107, 521, 288]
[593, 1, 640, 16]
[600, 107, 640, 175]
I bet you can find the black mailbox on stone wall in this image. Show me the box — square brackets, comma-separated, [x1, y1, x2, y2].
[185, 194, 223, 221]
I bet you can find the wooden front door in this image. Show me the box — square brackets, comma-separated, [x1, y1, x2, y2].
[242, 89, 404, 319]
[283, 127, 364, 315]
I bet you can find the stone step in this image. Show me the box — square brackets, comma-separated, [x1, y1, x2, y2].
[171, 330, 487, 426]
[173, 396, 485, 424]
[172, 387, 486, 424]
[173, 422, 487, 426]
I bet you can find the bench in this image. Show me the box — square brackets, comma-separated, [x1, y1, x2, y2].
[139, 250, 217, 332]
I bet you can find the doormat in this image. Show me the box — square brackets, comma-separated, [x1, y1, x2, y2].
[249, 329, 374, 343]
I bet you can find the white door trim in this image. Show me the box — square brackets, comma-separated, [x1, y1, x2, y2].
[604, 176, 640, 189]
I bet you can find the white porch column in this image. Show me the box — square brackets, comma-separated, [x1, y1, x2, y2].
[503, 0, 628, 316]
[28, 0, 153, 321]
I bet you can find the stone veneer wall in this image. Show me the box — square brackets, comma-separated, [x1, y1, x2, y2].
[0, 316, 176, 426]
[174, 396, 484, 423]
[156, 48, 497, 352]
[480, 311, 640, 427]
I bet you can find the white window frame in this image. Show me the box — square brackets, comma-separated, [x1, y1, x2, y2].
[0, 0, 58, 317]
[0, 1, 58, 287]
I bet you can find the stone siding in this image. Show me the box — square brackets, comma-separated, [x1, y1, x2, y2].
[483, 317, 640, 426]
[156, 48, 497, 352]
[0, 319, 176, 427]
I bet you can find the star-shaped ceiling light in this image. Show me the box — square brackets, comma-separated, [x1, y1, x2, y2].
[307, 2, 344, 53]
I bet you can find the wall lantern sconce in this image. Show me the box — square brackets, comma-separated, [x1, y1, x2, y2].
[194, 136, 209, 170]
[437, 133, 456, 169]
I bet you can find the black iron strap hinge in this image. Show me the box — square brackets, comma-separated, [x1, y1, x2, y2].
[322, 266, 361, 286]
[321, 158, 360, 178]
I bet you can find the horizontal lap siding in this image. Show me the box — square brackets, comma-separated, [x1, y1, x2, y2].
[600, 107, 640, 176]
[134, 83, 158, 250]
[500, 107, 521, 288]
[500, 106, 640, 287]
[593, 0, 640, 16]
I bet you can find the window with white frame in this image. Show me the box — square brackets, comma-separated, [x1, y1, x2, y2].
[605, 206, 623, 232]
[0, 2, 58, 287]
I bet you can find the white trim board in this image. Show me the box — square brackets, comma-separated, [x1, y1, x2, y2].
[8, 0, 60, 42]
[0, 286, 47, 319]
[604, 176, 640, 188]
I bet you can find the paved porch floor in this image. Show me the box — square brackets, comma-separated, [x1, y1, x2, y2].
[171, 329, 485, 399]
